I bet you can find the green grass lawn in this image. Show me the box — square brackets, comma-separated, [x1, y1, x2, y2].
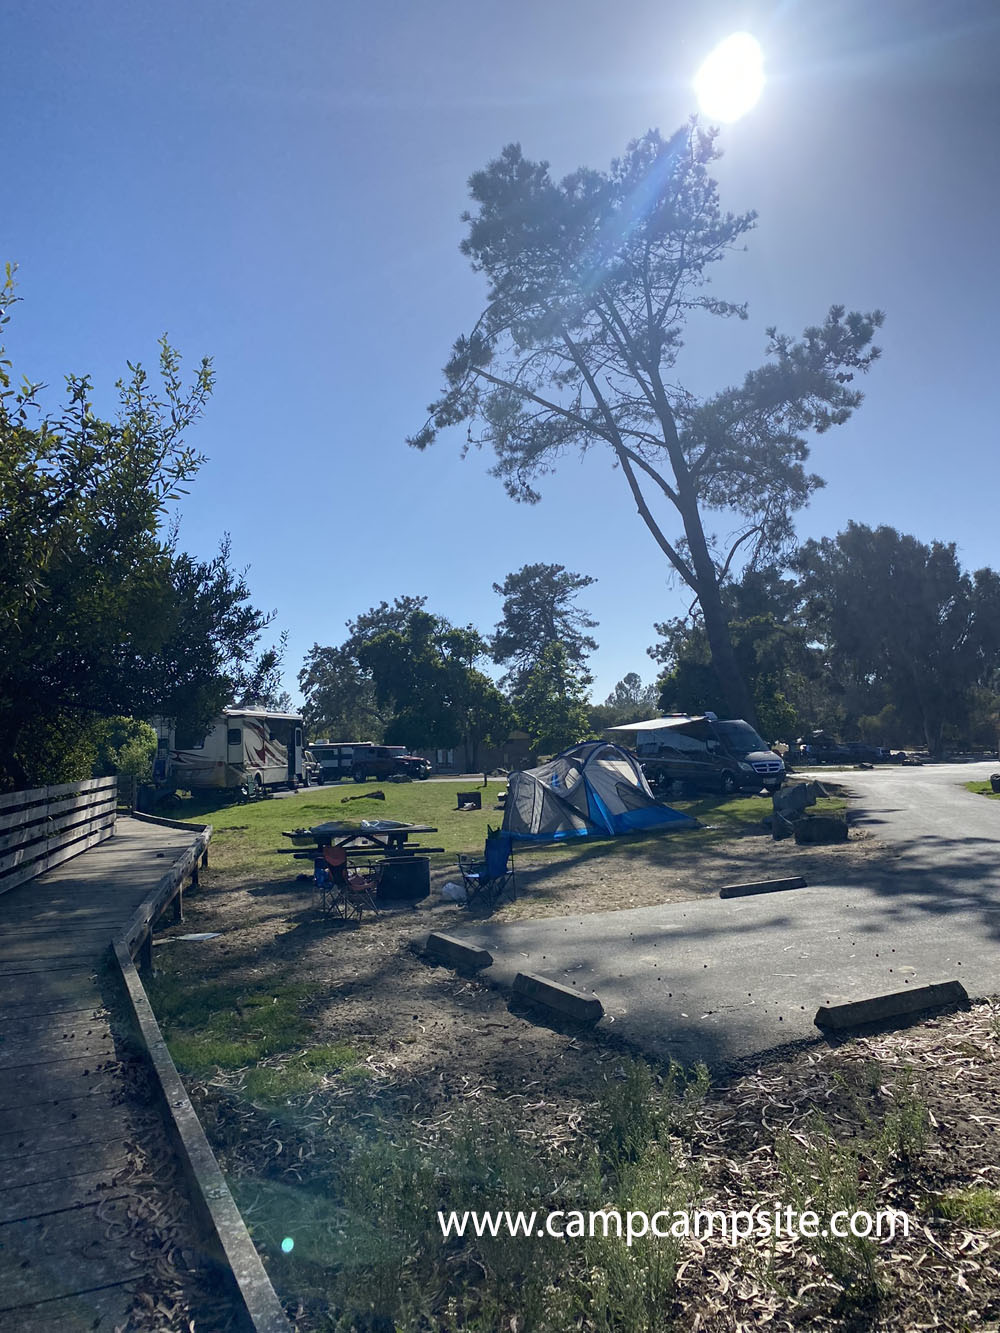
[965, 781, 1000, 800]
[162, 779, 844, 882]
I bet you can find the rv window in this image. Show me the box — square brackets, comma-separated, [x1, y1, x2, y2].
[295, 728, 302, 746]
[174, 726, 205, 750]
[227, 728, 242, 746]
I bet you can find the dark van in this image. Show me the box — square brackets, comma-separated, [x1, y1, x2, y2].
[624, 715, 785, 795]
[307, 742, 371, 783]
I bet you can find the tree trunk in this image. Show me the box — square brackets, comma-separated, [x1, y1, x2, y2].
[699, 581, 758, 725]
[673, 484, 759, 727]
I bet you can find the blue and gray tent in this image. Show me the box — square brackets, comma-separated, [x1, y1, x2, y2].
[501, 741, 698, 842]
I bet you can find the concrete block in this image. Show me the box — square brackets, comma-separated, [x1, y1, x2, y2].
[773, 783, 814, 820]
[424, 932, 493, 970]
[793, 814, 848, 844]
[814, 980, 969, 1031]
[771, 812, 796, 841]
[719, 876, 807, 899]
[512, 972, 604, 1023]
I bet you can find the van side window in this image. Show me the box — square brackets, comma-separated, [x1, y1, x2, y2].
[671, 732, 706, 753]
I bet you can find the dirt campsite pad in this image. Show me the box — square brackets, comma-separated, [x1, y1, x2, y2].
[144, 788, 1000, 1330]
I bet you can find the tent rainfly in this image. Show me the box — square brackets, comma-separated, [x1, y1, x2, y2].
[501, 741, 699, 842]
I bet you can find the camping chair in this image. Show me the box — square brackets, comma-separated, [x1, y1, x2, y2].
[312, 851, 347, 918]
[457, 829, 516, 910]
[342, 861, 379, 922]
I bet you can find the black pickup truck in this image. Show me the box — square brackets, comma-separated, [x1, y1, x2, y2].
[351, 746, 432, 782]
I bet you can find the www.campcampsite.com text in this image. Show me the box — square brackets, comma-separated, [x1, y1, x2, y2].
[438, 1205, 911, 1247]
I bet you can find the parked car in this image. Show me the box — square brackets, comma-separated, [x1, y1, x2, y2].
[351, 746, 432, 781]
[794, 734, 854, 765]
[843, 741, 892, 764]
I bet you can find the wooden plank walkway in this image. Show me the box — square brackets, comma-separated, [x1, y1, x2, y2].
[0, 816, 211, 1331]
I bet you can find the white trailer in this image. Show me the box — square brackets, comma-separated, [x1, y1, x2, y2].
[154, 708, 307, 794]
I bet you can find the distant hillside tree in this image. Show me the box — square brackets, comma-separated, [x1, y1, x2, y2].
[588, 672, 660, 732]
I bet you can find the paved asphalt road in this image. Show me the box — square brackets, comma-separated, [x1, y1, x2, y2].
[463, 762, 1000, 1070]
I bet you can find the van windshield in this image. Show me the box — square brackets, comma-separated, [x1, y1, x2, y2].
[714, 721, 768, 757]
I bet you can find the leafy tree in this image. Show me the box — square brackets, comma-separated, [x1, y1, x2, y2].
[795, 524, 1000, 754]
[94, 717, 158, 781]
[490, 563, 598, 690]
[606, 672, 660, 721]
[299, 596, 428, 740]
[588, 671, 660, 731]
[651, 567, 815, 740]
[139, 541, 281, 743]
[515, 642, 591, 756]
[410, 126, 882, 725]
[0, 269, 277, 788]
[358, 606, 512, 768]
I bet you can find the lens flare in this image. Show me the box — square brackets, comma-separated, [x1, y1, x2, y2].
[281, 1236, 295, 1253]
[694, 33, 765, 123]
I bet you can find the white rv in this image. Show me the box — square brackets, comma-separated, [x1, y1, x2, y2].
[154, 708, 307, 794]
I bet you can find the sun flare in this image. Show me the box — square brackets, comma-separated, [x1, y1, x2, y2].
[694, 32, 765, 123]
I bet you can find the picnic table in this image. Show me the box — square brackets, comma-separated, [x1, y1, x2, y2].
[280, 820, 444, 859]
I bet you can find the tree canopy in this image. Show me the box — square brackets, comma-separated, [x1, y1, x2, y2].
[410, 125, 883, 725]
[0, 269, 279, 788]
[651, 567, 812, 740]
[490, 562, 598, 691]
[358, 606, 511, 767]
[795, 524, 1000, 755]
[299, 596, 428, 741]
[514, 642, 591, 756]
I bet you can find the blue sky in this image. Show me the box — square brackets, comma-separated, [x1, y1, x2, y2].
[4, 0, 999, 706]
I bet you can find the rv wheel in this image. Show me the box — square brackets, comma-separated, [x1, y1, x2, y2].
[353, 768, 366, 783]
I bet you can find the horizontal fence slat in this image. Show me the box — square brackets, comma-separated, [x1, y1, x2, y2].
[0, 778, 117, 892]
[0, 786, 119, 834]
[0, 796, 118, 854]
[0, 811, 117, 877]
[0, 823, 116, 896]
[0, 776, 116, 816]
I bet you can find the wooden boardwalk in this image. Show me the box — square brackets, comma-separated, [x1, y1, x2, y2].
[0, 816, 211, 1331]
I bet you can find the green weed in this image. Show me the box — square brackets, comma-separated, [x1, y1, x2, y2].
[149, 974, 311, 1074]
[929, 1186, 1000, 1229]
[242, 1044, 363, 1104]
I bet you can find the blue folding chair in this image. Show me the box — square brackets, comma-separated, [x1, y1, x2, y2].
[457, 829, 516, 909]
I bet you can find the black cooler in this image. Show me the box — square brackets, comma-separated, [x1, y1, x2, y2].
[375, 856, 430, 902]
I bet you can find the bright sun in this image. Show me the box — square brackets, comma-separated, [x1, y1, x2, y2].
[694, 32, 765, 123]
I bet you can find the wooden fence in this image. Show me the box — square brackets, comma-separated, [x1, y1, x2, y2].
[0, 777, 117, 895]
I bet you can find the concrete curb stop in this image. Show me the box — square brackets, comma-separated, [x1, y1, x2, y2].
[424, 932, 493, 970]
[814, 979, 970, 1032]
[512, 971, 604, 1023]
[719, 876, 807, 899]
